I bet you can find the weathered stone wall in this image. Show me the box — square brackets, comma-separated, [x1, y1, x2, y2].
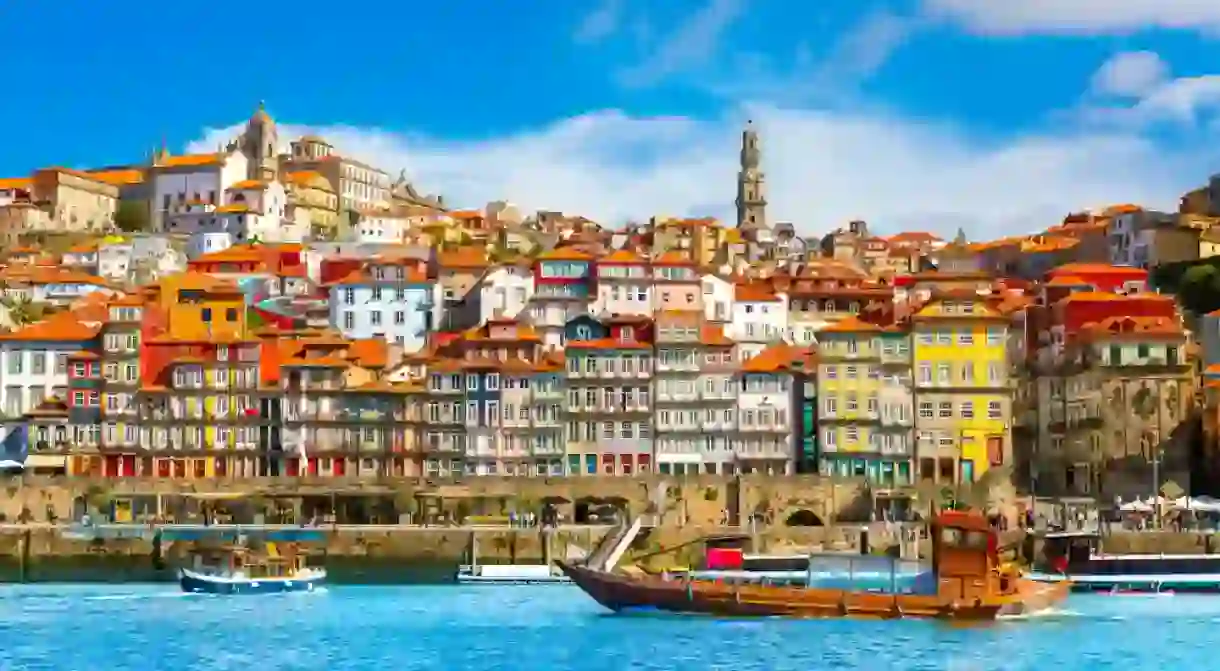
[0, 474, 873, 526]
[1101, 531, 1220, 555]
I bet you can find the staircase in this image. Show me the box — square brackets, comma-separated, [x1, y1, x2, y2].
[584, 516, 645, 572]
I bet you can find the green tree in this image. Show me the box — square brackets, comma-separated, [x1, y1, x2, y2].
[1, 296, 42, 328]
[1179, 264, 1220, 313]
[113, 200, 150, 233]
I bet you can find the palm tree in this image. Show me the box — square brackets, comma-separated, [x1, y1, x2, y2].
[1164, 383, 1180, 423]
[1, 296, 41, 329]
[1132, 383, 1161, 463]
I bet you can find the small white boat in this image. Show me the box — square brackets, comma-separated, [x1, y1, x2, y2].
[180, 542, 326, 595]
[456, 564, 571, 585]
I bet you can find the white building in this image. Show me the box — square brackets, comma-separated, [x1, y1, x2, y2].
[150, 149, 249, 232]
[728, 283, 789, 360]
[701, 274, 734, 325]
[350, 207, 410, 243]
[733, 344, 799, 475]
[61, 244, 99, 273]
[474, 264, 533, 322]
[0, 311, 104, 416]
[172, 178, 306, 256]
[590, 250, 652, 317]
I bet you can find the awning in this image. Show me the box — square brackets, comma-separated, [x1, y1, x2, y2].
[179, 492, 251, 500]
[24, 454, 66, 468]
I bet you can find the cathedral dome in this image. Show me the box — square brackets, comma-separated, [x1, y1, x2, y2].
[248, 101, 274, 127]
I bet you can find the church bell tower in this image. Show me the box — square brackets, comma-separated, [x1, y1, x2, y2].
[735, 119, 767, 231]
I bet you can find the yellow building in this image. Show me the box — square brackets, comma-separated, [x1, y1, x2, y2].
[816, 317, 888, 479]
[911, 292, 1012, 485]
[283, 170, 339, 238]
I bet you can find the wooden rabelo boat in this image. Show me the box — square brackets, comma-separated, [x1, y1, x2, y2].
[557, 509, 1069, 620]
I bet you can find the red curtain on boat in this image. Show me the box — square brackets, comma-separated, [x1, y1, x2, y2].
[706, 548, 744, 570]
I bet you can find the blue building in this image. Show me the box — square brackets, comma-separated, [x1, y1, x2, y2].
[329, 259, 438, 352]
[462, 363, 502, 476]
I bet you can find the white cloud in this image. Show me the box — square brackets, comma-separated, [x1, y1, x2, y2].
[1078, 53, 1220, 126]
[921, 0, 1220, 36]
[819, 11, 923, 83]
[615, 0, 745, 87]
[189, 105, 1207, 240]
[574, 0, 623, 44]
[1091, 51, 1168, 97]
[1131, 75, 1220, 122]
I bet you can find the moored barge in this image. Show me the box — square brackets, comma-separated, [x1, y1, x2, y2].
[559, 510, 1068, 620]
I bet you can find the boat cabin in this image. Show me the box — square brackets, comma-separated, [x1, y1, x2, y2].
[190, 542, 309, 579]
[931, 510, 1017, 601]
[1042, 530, 1220, 576]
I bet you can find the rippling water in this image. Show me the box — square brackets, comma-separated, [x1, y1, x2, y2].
[0, 584, 1212, 670]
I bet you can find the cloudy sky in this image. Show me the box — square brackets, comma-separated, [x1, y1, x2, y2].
[5, 1, 1220, 237]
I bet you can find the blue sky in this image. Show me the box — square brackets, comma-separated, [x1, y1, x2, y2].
[5, 0, 1220, 236]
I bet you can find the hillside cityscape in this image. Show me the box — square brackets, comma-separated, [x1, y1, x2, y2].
[0, 101, 1215, 505]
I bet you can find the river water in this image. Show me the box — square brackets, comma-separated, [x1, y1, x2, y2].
[0, 584, 1212, 670]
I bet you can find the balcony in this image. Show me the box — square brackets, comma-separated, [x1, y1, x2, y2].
[701, 419, 737, 432]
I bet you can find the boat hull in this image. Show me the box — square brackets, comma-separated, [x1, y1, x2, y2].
[557, 562, 1066, 620]
[179, 568, 326, 595]
[456, 575, 572, 585]
[1028, 571, 1220, 594]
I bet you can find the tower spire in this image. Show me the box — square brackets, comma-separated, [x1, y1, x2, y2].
[735, 119, 767, 231]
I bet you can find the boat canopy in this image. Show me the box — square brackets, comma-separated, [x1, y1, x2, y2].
[158, 526, 326, 542]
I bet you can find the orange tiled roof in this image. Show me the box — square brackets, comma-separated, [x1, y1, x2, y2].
[600, 249, 646, 264]
[460, 320, 540, 342]
[190, 244, 295, 265]
[886, 231, 942, 243]
[158, 153, 225, 168]
[1045, 275, 1089, 287]
[437, 246, 489, 268]
[215, 204, 252, 214]
[1082, 316, 1182, 339]
[87, 168, 145, 186]
[734, 282, 779, 301]
[345, 339, 389, 368]
[283, 170, 333, 190]
[1049, 263, 1147, 276]
[0, 310, 102, 342]
[740, 343, 808, 373]
[1057, 291, 1172, 305]
[652, 250, 695, 265]
[565, 338, 651, 350]
[817, 316, 883, 334]
[228, 179, 270, 191]
[538, 247, 593, 261]
[65, 242, 99, 254]
[0, 177, 32, 190]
